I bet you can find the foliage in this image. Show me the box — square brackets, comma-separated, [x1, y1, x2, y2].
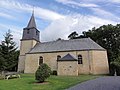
[110, 56, 120, 76]
[0, 30, 19, 71]
[81, 24, 120, 63]
[35, 63, 51, 83]
[68, 31, 78, 39]
[68, 24, 120, 64]
[0, 74, 98, 90]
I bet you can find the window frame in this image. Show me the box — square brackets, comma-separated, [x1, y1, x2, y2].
[57, 55, 61, 60]
[27, 29, 30, 34]
[78, 55, 83, 64]
[39, 56, 43, 65]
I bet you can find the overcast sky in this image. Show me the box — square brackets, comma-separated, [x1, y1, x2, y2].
[0, 0, 120, 47]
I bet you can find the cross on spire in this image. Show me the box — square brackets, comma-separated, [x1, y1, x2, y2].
[32, 5, 34, 15]
[22, 7, 40, 42]
[27, 6, 36, 28]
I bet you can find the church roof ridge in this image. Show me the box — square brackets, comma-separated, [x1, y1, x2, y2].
[29, 38, 105, 53]
[40, 38, 90, 44]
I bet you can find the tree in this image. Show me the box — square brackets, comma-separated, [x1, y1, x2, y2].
[110, 56, 120, 76]
[35, 63, 51, 83]
[0, 30, 19, 71]
[0, 51, 4, 71]
[68, 24, 120, 75]
[68, 31, 78, 39]
[80, 24, 120, 63]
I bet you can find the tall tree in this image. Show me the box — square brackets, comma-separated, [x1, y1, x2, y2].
[81, 24, 120, 63]
[0, 30, 19, 71]
[68, 31, 78, 39]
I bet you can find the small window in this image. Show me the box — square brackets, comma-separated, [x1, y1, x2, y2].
[78, 55, 83, 64]
[39, 56, 43, 65]
[57, 55, 61, 60]
[27, 29, 29, 34]
[36, 30, 38, 35]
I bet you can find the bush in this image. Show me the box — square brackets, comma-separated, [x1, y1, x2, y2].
[35, 63, 51, 83]
[110, 56, 120, 76]
[109, 63, 115, 76]
[116, 65, 120, 76]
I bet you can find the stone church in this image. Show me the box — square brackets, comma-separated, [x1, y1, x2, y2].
[18, 13, 109, 76]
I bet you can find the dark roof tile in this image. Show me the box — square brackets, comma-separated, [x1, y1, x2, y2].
[29, 38, 105, 53]
[58, 53, 77, 61]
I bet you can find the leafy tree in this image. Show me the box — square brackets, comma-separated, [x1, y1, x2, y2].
[110, 56, 120, 76]
[35, 63, 51, 83]
[0, 30, 19, 71]
[68, 31, 78, 39]
[81, 24, 120, 63]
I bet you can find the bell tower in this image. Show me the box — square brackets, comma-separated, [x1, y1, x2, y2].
[18, 12, 40, 72]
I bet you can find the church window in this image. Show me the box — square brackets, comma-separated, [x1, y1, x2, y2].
[27, 29, 29, 34]
[78, 55, 83, 64]
[57, 55, 61, 60]
[39, 56, 43, 65]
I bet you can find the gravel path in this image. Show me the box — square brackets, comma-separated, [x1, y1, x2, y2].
[67, 76, 120, 90]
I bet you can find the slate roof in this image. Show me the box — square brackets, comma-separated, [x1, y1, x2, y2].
[27, 13, 36, 28]
[58, 53, 77, 61]
[22, 13, 40, 41]
[29, 38, 105, 53]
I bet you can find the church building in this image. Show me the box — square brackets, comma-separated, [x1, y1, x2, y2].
[18, 13, 109, 76]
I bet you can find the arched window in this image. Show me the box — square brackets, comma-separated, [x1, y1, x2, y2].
[39, 56, 43, 65]
[57, 55, 61, 60]
[78, 55, 83, 64]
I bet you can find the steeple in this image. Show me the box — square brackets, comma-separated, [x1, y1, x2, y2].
[27, 12, 36, 28]
[21, 12, 40, 42]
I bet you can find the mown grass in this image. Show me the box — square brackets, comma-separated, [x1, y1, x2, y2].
[0, 74, 99, 90]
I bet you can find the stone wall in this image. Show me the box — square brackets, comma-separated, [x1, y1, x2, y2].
[58, 61, 78, 76]
[91, 50, 109, 74]
[24, 51, 90, 74]
[24, 50, 109, 75]
[18, 40, 37, 72]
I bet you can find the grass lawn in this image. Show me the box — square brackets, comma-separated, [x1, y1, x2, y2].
[0, 74, 99, 90]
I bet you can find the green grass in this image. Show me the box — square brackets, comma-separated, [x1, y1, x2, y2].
[0, 74, 99, 90]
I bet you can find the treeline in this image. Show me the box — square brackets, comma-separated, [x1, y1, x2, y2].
[68, 24, 120, 75]
[0, 30, 19, 72]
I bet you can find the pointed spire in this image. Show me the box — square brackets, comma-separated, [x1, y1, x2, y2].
[27, 11, 36, 28]
[22, 8, 40, 42]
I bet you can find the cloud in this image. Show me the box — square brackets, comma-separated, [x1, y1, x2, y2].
[0, 0, 65, 21]
[0, 12, 15, 19]
[41, 14, 116, 42]
[34, 7, 65, 21]
[91, 8, 120, 22]
[109, 0, 120, 3]
[56, 0, 99, 8]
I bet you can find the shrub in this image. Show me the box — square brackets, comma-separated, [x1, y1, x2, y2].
[110, 56, 120, 76]
[109, 63, 116, 76]
[116, 65, 120, 76]
[35, 63, 51, 83]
